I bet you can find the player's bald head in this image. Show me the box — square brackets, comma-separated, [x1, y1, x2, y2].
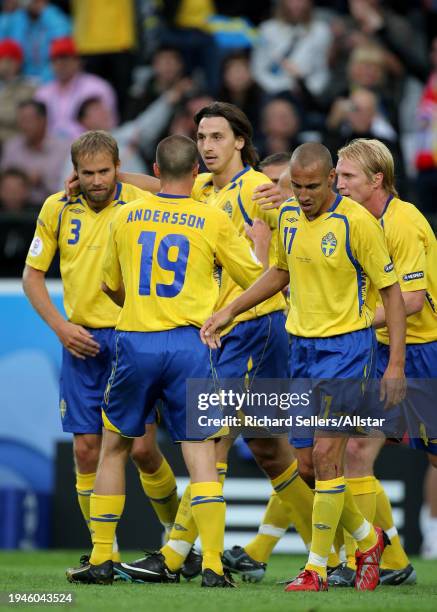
[290, 143, 333, 177]
[156, 135, 199, 179]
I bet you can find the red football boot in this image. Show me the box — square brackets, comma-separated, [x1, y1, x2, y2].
[284, 569, 328, 592]
[355, 526, 390, 591]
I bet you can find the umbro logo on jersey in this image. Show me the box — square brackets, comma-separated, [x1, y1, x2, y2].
[286, 216, 298, 223]
[69, 208, 85, 214]
[314, 523, 331, 530]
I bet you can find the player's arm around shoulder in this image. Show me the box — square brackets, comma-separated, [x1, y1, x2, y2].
[101, 204, 126, 299]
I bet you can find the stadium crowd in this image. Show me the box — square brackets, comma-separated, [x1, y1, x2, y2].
[2, 0, 437, 581]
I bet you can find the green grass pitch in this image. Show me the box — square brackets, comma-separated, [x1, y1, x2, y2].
[1, 551, 437, 611]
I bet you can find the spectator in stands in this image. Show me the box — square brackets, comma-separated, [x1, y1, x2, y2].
[325, 43, 399, 130]
[0, 39, 36, 145]
[0, 0, 71, 83]
[0, 168, 35, 277]
[251, 0, 332, 99]
[125, 46, 187, 121]
[256, 97, 302, 160]
[324, 87, 407, 193]
[71, 0, 137, 119]
[414, 35, 437, 216]
[0, 168, 31, 212]
[34, 37, 118, 140]
[167, 91, 214, 141]
[0, 100, 69, 206]
[218, 51, 265, 135]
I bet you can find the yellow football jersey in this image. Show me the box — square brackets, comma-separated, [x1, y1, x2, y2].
[376, 197, 437, 344]
[276, 195, 398, 337]
[25, 183, 149, 328]
[192, 166, 286, 331]
[102, 192, 264, 332]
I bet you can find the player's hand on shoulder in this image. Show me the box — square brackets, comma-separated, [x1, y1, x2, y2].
[200, 308, 233, 349]
[245, 218, 271, 244]
[64, 170, 80, 200]
[380, 364, 407, 409]
[56, 321, 100, 359]
[252, 182, 283, 210]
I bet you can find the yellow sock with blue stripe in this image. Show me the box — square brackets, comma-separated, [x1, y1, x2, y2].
[161, 463, 227, 572]
[340, 484, 377, 553]
[271, 460, 314, 550]
[344, 476, 377, 570]
[375, 479, 410, 569]
[76, 471, 96, 532]
[305, 476, 346, 579]
[244, 493, 291, 563]
[139, 457, 178, 534]
[89, 494, 125, 565]
[191, 481, 225, 574]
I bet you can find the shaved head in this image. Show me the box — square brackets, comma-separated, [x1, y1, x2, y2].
[290, 143, 333, 176]
[156, 134, 199, 179]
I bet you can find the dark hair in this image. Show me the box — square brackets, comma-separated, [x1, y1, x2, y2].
[291, 143, 333, 176]
[0, 167, 30, 185]
[76, 96, 101, 122]
[259, 152, 292, 170]
[18, 99, 47, 118]
[71, 130, 119, 168]
[194, 101, 259, 167]
[156, 135, 199, 179]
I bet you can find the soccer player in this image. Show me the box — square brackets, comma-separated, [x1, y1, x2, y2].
[65, 134, 267, 587]
[114, 103, 316, 584]
[23, 130, 179, 564]
[258, 152, 293, 203]
[201, 142, 407, 592]
[329, 137, 437, 586]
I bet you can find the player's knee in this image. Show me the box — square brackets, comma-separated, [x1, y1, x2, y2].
[312, 441, 342, 477]
[73, 436, 101, 472]
[130, 441, 162, 473]
[345, 438, 376, 477]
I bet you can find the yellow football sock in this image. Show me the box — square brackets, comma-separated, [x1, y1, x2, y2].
[271, 459, 314, 549]
[340, 485, 376, 553]
[89, 494, 125, 565]
[244, 492, 291, 563]
[305, 476, 346, 580]
[139, 457, 178, 533]
[191, 481, 225, 575]
[344, 476, 377, 569]
[161, 463, 227, 571]
[76, 471, 96, 531]
[375, 479, 410, 569]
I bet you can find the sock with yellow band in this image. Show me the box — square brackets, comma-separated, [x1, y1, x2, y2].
[76, 471, 96, 532]
[305, 476, 346, 580]
[244, 493, 291, 563]
[139, 457, 178, 535]
[340, 485, 377, 554]
[375, 479, 410, 569]
[161, 463, 228, 571]
[271, 460, 314, 550]
[191, 481, 225, 574]
[344, 476, 377, 570]
[89, 493, 125, 566]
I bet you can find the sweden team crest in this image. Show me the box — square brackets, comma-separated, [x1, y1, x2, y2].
[223, 201, 233, 218]
[321, 232, 337, 257]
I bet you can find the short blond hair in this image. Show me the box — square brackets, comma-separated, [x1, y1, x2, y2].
[71, 130, 119, 168]
[338, 138, 398, 197]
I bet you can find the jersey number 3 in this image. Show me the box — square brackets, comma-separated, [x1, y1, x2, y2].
[138, 231, 190, 298]
[68, 219, 81, 245]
